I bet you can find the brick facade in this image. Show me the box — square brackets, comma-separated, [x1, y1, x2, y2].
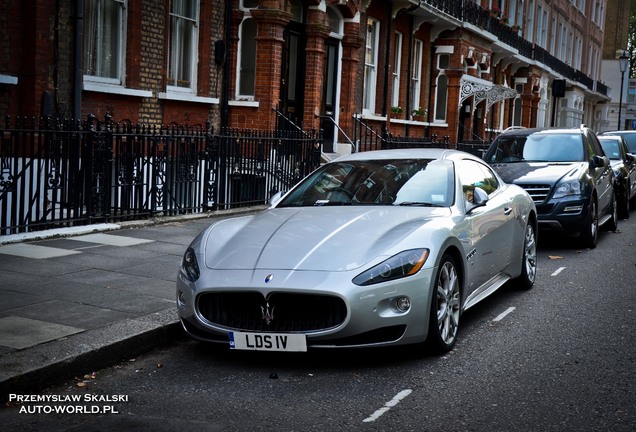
[0, 1, 626, 147]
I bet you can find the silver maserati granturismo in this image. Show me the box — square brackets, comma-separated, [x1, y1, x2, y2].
[177, 149, 537, 354]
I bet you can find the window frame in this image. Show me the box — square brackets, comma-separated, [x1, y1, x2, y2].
[83, 0, 127, 85]
[411, 39, 424, 115]
[391, 31, 403, 109]
[167, 0, 200, 94]
[363, 18, 380, 116]
[236, 17, 257, 99]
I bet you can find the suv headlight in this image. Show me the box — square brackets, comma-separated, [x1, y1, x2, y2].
[353, 249, 429, 286]
[552, 180, 582, 199]
[181, 247, 200, 282]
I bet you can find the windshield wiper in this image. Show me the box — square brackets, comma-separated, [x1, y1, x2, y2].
[397, 202, 444, 207]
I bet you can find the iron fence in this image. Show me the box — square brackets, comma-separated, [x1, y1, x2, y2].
[0, 115, 321, 235]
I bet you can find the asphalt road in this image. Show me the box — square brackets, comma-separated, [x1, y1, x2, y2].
[2, 214, 636, 432]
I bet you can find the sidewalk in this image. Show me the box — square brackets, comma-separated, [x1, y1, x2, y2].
[0, 206, 267, 400]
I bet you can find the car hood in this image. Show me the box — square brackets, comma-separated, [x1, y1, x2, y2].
[490, 161, 587, 185]
[203, 207, 450, 271]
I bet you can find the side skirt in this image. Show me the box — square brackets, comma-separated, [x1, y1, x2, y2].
[463, 273, 511, 311]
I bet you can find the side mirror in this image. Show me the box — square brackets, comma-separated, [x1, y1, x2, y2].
[269, 191, 285, 207]
[472, 187, 489, 205]
[466, 187, 489, 213]
[626, 153, 635, 163]
[592, 155, 608, 168]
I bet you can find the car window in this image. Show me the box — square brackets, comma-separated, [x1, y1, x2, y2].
[458, 159, 499, 203]
[485, 136, 526, 163]
[599, 138, 621, 160]
[587, 133, 605, 159]
[607, 133, 636, 154]
[277, 158, 455, 207]
[523, 134, 584, 162]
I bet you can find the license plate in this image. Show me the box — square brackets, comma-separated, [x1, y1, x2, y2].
[229, 331, 307, 352]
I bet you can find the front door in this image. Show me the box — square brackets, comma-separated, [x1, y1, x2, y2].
[279, 22, 305, 130]
[321, 38, 339, 153]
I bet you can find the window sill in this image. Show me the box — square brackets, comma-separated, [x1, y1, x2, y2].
[158, 92, 219, 104]
[0, 74, 18, 85]
[229, 100, 259, 108]
[84, 82, 153, 98]
[390, 118, 431, 126]
[359, 113, 387, 121]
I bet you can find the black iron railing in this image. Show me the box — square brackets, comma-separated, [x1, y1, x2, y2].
[0, 115, 321, 235]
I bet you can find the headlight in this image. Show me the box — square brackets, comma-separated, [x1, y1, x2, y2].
[353, 249, 429, 286]
[552, 180, 582, 199]
[181, 247, 200, 282]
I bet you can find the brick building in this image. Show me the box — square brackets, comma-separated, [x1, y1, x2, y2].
[0, 0, 619, 155]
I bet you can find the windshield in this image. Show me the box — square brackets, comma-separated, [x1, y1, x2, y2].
[487, 133, 584, 163]
[277, 158, 455, 207]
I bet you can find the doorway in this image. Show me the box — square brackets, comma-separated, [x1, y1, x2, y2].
[279, 21, 306, 130]
[321, 38, 340, 153]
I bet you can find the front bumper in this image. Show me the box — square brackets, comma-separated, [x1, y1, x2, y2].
[176, 266, 436, 349]
[535, 197, 589, 234]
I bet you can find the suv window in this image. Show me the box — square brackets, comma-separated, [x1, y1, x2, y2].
[486, 133, 584, 163]
[587, 132, 605, 159]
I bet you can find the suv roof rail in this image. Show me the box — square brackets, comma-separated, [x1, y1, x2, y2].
[503, 126, 526, 132]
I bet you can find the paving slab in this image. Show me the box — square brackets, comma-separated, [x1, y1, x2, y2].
[0, 317, 83, 350]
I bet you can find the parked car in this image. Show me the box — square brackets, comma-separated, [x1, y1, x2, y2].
[598, 135, 636, 219]
[483, 126, 617, 248]
[177, 149, 537, 354]
[599, 130, 636, 154]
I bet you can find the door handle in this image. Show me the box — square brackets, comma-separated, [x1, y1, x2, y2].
[504, 207, 513, 215]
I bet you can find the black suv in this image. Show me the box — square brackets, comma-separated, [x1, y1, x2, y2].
[483, 126, 617, 248]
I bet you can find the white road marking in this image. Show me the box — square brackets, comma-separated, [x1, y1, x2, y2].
[362, 389, 412, 423]
[551, 266, 566, 276]
[493, 307, 516, 322]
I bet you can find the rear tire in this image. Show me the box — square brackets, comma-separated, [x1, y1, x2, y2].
[426, 254, 461, 353]
[618, 182, 630, 220]
[515, 222, 537, 290]
[604, 195, 618, 232]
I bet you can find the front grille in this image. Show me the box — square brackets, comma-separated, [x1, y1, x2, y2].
[520, 184, 551, 204]
[197, 291, 347, 332]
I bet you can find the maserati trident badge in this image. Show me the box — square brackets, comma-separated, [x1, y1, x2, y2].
[261, 302, 275, 325]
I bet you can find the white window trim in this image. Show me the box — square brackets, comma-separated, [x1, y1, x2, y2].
[84, 0, 127, 85]
[391, 32, 402, 108]
[235, 17, 256, 100]
[84, 81, 152, 98]
[158, 92, 218, 104]
[0, 74, 18, 85]
[363, 18, 380, 116]
[411, 39, 424, 114]
[167, 0, 200, 95]
[434, 73, 448, 123]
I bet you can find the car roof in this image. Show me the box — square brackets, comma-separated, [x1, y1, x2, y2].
[495, 127, 589, 138]
[332, 148, 481, 163]
[599, 130, 636, 135]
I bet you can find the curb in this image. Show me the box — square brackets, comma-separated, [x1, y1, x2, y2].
[1, 310, 182, 402]
[1, 206, 269, 400]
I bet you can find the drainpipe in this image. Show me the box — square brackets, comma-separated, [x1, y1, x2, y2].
[381, 1, 393, 118]
[220, 0, 232, 128]
[74, 0, 83, 120]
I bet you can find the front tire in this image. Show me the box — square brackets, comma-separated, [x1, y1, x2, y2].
[427, 254, 461, 353]
[579, 197, 598, 249]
